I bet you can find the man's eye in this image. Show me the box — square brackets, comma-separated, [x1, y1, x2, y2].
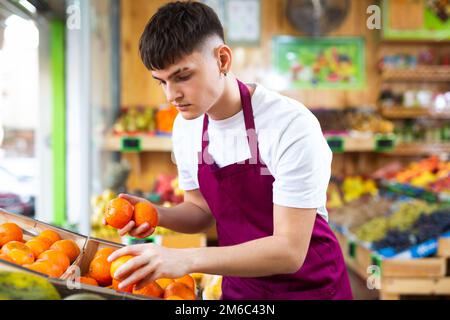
[177, 75, 191, 81]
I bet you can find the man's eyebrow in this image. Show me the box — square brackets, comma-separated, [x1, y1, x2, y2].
[152, 67, 190, 81]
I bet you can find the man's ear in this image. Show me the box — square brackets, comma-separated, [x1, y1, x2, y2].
[216, 44, 232, 74]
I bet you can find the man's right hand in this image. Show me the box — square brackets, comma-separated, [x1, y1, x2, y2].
[102, 193, 157, 239]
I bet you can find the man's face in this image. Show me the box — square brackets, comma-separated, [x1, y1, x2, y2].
[151, 47, 223, 120]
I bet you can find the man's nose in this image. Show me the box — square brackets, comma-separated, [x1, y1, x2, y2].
[165, 83, 182, 103]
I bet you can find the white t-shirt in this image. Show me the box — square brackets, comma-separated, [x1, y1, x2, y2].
[172, 83, 332, 220]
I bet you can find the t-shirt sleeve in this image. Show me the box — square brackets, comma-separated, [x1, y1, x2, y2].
[272, 114, 332, 209]
[172, 115, 200, 191]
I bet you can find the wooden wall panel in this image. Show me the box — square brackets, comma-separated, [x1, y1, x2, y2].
[121, 0, 382, 109]
[120, 0, 421, 183]
[121, 0, 167, 107]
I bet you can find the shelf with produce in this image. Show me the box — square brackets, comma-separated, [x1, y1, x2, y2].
[325, 133, 396, 153]
[385, 142, 450, 156]
[381, 66, 450, 82]
[380, 106, 450, 120]
[103, 132, 173, 152]
[373, 156, 450, 203]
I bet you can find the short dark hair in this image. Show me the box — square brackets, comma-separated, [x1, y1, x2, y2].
[139, 1, 225, 70]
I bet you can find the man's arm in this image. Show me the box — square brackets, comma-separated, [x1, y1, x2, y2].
[183, 205, 316, 277]
[115, 190, 214, 237]
[156, 189, 215, 234]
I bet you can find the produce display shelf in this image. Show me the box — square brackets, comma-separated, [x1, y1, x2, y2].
[333, 229, 450, 300]
[381, 66, 450, 82]
[378, 179, 450, 204]
[103, 133, 172, 152]
[380, 106, 450, 120]
[325, 134, 396, 153]
[384, 143, 450, 156]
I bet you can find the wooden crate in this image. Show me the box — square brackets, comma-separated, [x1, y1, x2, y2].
[437, 237, 450, 258]
[0, 209, 87, 279]
[0, 259, 145, 300]
[335, 230, 450, 300]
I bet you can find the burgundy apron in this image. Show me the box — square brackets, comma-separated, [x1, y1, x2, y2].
[197, 80, 353, 300]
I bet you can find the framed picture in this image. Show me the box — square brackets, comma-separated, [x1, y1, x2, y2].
[272, 36, 366, 90]
[382, 0, 450, 41]
[201, 0, 261, 46]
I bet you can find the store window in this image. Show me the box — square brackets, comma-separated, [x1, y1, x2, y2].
[0, 9, 38, 217]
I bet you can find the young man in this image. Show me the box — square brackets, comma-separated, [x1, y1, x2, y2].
[107, 1, 353, 300]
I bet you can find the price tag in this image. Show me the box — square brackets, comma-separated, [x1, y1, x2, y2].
[422, 191, 438, 203]
[374, 134, 396, 152]
[371, 253, 382, 269]
[327, 136, 345, 153]
[120, 136, 142, 152]
[348, 241, 356, 259]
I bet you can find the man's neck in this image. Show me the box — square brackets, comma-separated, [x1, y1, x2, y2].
[207, 75, 254, 121]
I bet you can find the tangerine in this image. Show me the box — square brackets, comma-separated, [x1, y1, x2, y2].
[165, 295, 183, 300]
[134, 202, 158, 228]
[155, 278, 175, 290]
[164, 282, 196, 300]
[94, 247, 116, 260]
[8, 249, 35, 265]
[26, 260, 64, 278]
[38, 249, 70, 271]
[0, 253, 14, 263]
[78, 276, 99, 286]
[104, 198, 134, 229]
[112, 279, 133, 293]
[1, 241, 33, 256]
[88, 256, 112, 287]
[110, 255, 134, 279]
[0, 223, 23, 246]
[39, 230, 61, 245]
[174, 274, 196, 291]
[50, 239, 80, 263]
[132, 281, 163, 298]
[25, 238, 51, 259]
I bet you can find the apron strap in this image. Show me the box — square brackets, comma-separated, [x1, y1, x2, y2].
[201, 79, 260, 164]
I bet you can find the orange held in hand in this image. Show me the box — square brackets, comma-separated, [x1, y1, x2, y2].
[110, 255, 134, 279]
[164, 282, 196, 300]
[104, 198, 134, 229]
[0, 223, 23, 246]
[134, 202, 158, 228]
[50, 239, 80, 263]
[132, 281, 164, 298]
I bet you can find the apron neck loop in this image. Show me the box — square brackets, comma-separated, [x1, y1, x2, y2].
[201, 79, 259, 163]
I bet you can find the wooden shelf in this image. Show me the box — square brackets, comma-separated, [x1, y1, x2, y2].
[103, 133, 172, 152]
[381, 66, 450, 82]
[385, 143, 450, 156]
[326, 134, 396, 153]
[380, 107, 450, 120]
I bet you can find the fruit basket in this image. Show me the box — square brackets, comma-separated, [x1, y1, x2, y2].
[0, 209, 86, 278]
[0, 209, 200, 300]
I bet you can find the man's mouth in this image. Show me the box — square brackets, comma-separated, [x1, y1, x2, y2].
[175, 104, 191, 111]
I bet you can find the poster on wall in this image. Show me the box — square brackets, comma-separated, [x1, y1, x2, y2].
[201, 0, 261, 46]
[382, 0, 450, 41]
[272, 36, 365, 90]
